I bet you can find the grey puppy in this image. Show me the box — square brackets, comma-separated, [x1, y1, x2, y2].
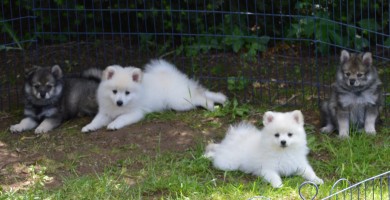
[320, 50, 383, 138]
[10, 65, 102, 134]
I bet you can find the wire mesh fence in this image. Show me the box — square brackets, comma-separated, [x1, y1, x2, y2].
[0, 0, 389, 116]
[298, 171, 390, 200]
[246, 171, 390, 199]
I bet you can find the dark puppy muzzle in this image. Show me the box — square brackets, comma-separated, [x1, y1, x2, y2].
[40, 92, 46, 98]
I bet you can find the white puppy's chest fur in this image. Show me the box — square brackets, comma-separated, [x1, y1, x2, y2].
[263, 149, 308, 176]
[242, 142, 309, 176]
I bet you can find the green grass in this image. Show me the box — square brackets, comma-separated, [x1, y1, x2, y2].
[1, 133, 388, 199]
[0, 107, 389, 199]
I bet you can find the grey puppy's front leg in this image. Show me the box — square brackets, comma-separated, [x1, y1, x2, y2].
[337, 109, 350, 138]
[35, 117, 62, 134]
[364, 105, 378, 135]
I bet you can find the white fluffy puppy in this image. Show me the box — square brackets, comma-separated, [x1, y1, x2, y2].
[205, 110, 323, 188]
[82, 59, 227, 132]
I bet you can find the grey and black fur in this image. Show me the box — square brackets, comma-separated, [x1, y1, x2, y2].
[10, 65, 102, 134]
[320, 50, 383, 138]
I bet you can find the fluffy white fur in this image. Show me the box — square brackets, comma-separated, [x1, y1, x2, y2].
[82, 59, 227, 132]
[204, 110, 323, 188]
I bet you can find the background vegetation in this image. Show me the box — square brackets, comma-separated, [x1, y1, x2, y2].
[1, 0, 389, 55]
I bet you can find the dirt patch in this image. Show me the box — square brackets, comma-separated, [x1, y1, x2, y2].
[0, 111, 230, 190]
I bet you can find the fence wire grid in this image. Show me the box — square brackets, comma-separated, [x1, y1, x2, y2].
[1, 1, 389, 113]
[297, 171, 390, 200]
[249, 171, 390, 199]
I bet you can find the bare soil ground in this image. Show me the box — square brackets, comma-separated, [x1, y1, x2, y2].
[0, 110, 232, 190]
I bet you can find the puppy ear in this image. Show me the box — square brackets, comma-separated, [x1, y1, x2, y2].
[131, 68, 143, 83]
[25, 65, 40, 78]
[362, 52, 372, 67]
[340, 50, 350, 64]
[51, 65, 63, 79]
[263, 111, 274, 126]
[103, 66, 116, 80]
[291, 110, 304, 125]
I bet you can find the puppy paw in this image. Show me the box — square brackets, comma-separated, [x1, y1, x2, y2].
[34, 127, 50, 134]
[206, 102, 216, 111]
[311, 177, 324, 185]
[270, 181, 283, 188]
[320, 125, 333, 133]
[338, 130, 349, 139]
[364, 126, 376, 135]
[82, 124, 97, 133]
[107, 122, 124, 131]
[10, 124, 25, 133]
[337, 134, 350, 139]
[214, 93, 227, 104]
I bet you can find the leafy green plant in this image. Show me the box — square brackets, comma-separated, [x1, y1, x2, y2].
[287, 11, 345, 54]
[175, 14, 270, 59]
[205, 98, 250, 120]
[288, 1, 387, 54]
[28, 165, 52, 188]
[228, 98, 250, 119]
[227, 76, 251, 92]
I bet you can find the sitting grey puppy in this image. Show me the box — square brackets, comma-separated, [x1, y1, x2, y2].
[320, 50, 383, 138]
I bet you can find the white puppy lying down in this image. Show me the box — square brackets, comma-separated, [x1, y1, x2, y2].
[82, 59, 227, 132]
[205, 110, 324, 188]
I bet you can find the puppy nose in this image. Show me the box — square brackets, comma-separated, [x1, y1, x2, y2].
[40, 92, 46, 98]
[280, 140, 286, 146]
[116, 100, 123, 106]
[349, 79, 356, 85]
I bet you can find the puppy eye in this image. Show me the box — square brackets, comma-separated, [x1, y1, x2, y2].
[125, 91, 130, 95]
[288, 133, 293, 137]
[345, 72, 351, 77]
[357, 73, 363, 77]
[46, 85, 53, 90]
[113, 90, 117, 94]
[34, 85, 40, 89]
[274, 133, 280, 138]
